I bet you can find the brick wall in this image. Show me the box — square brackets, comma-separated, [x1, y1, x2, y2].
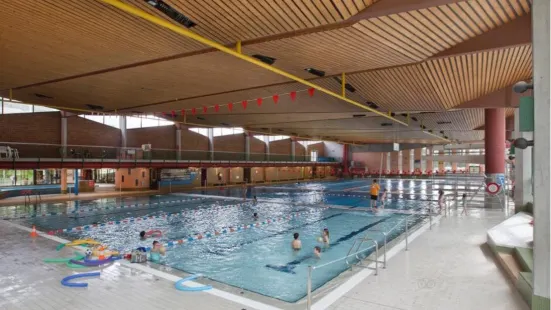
[0, 112, 62, 157]
[250, 137, 266, 154]
[269, 139, 292, 154]
[127, 125, 175, 149]
[296, 143, 306, 157]
[352, 152, 385, 172]
[307, 142, 325, 157]
[181, 129, 208, 151]
[67, 116, 121, 148]
[214, 134, 245, 153]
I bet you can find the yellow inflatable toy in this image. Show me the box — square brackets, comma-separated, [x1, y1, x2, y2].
[66, 239, 101, 247]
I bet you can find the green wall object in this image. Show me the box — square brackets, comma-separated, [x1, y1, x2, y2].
[519, 96, 534, 132]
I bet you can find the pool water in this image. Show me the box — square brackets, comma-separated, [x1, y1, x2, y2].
[10, 180, 433, 303]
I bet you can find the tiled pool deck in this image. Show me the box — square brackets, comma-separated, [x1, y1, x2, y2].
[0, 205, 528, 310]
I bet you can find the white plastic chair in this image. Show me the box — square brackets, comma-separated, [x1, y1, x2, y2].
[0, 146, 9, 159]
[7, 147, 19, 159]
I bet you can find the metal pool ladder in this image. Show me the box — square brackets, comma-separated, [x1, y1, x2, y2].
[345, 237, 380, 275]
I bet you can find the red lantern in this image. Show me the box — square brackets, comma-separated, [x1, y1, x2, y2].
[273, 94, 279, 104]
[290, 91, 297, 101]
[308, 88, 315, 97]
[241, 100, 247, 109]
[256, 98, 263, 106]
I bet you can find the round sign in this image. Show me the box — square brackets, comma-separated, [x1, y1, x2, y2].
[486, 182, 501, 195]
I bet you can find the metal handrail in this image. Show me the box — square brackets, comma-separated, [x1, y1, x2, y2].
[307, 242, 378, 309]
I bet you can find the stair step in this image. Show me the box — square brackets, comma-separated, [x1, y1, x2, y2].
[496, 252, 522, 282]
[514, 247, 533, 273]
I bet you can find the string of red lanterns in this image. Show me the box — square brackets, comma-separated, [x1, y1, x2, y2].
[160, 88, 315, 118]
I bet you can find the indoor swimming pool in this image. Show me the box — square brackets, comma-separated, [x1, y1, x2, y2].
[2, 179, 440, 302]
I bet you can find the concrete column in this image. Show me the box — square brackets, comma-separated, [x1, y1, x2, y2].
[264, 136, 270, 161]
[207, 128, 214, 160]
[426, 147, 433, 172]
[397, 151, 403, 172]
[451, 149, 458, 171]
[61, 114, 67, 157]
[342, 144, 349, 176]
[514, 108, 533, 207]
[175, 125, 182, 160]
[291, 137, 296, 161]
[386, 152, 391, 172]
[531, 0, 551, 306]
[61, 168, 67, 194]
[484, 108, 506, 178]
[120, 116, 127, 148]
[390, 151, 400, 172]
[414, 148, 423, 172]
[245, 131, 251, 161]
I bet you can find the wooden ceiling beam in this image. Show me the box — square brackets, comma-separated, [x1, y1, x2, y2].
[349, 0, 463, 21]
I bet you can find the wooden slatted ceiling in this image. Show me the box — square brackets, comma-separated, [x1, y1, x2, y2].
[0, 0, 207, 90]
[424, 45, 532, 109]
[243, 26, 417, 78]
[416, 108, 516, 131]
[128, 0, 378, 44]
[347, 44, 532, 111]
[11, 52, 290, 111]
[447, 130, 484, 142]
[352, 0, 530, 61]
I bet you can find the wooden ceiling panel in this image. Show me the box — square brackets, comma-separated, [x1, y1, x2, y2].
[423, 44, 532, 109]
[243, 26, 418, 78]
[127, 0, 379, 44]
[352, 0, 530, 61]
[10, 52, 291, 111]
[0, 0, 206, 90]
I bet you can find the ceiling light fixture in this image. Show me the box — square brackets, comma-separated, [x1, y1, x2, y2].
[333, 77, 356, 93]
[144, 0, 197, 28]
[252, 54, 276, 65]
[304, 68, 325, 77]
[366, 102, 379, 109]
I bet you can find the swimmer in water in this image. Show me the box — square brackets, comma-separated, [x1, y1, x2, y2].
[322, 228, 330, 245]
[253, 212, 259, 220]
[150, 240, 166, 262]
[139, 231, 146, 240]
[380, 188, 388, 209]
[291, 232, 302, 251]
[314, 246, 322, 258]
[253, 195, 258, 203]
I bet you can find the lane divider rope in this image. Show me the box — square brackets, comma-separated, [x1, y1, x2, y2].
[1, 197, 209, 220]
[46, 201, 250, 235]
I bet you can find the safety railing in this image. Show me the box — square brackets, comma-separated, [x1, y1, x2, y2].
[306, 242, 378, 310]
[0, 141, 342, 164]
[306, 212, 430, 309]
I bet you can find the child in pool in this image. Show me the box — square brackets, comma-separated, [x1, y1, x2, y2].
[321, 228, 330, 245]
[150, 240, 166, 262]
[291, 232, 302, 251]
[314, 246, 322, 258]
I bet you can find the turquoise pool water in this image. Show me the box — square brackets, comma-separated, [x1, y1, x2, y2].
[7, 180, 433, 302]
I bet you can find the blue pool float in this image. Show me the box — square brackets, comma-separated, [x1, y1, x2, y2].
[61, 272, 100, 288]
[174, 274, 212, 292]
[70, 256, 119, 267]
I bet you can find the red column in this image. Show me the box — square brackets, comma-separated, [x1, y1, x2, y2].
[342, 144, 349, 176]
[484, 108, 506, 175]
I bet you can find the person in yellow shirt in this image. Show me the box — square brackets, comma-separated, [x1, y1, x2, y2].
[370, 179, 380, 210]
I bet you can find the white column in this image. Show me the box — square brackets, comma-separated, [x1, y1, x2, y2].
[245, 131, 251, 161]
[264, 136, 270, 161]
[398, 150, 403, 172]
[532, 0, 551, 307]
[207, 128, 214, 160]
[409, 149, 414, 172]
[291, 138, 296, 161]
[176, 126, 182, 160]
[61, 113, 67, 157]
[119, 116, 127, 148]
[514, 108, 533, 206]
[386, 152, 391, 172]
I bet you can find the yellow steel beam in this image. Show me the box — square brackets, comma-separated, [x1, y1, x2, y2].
[99, 0, 408, 127]
[341, 73, 346, 98]
[236, 40, 242, 54]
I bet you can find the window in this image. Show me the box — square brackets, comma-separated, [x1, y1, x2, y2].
[298, 140, 322, 147]
[189, 128, 209, 137]
[1, 97, 59, 114]
[213, 127, 243, 137]
[310, 150, 318, 162]
[254, 135, 290, 142]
